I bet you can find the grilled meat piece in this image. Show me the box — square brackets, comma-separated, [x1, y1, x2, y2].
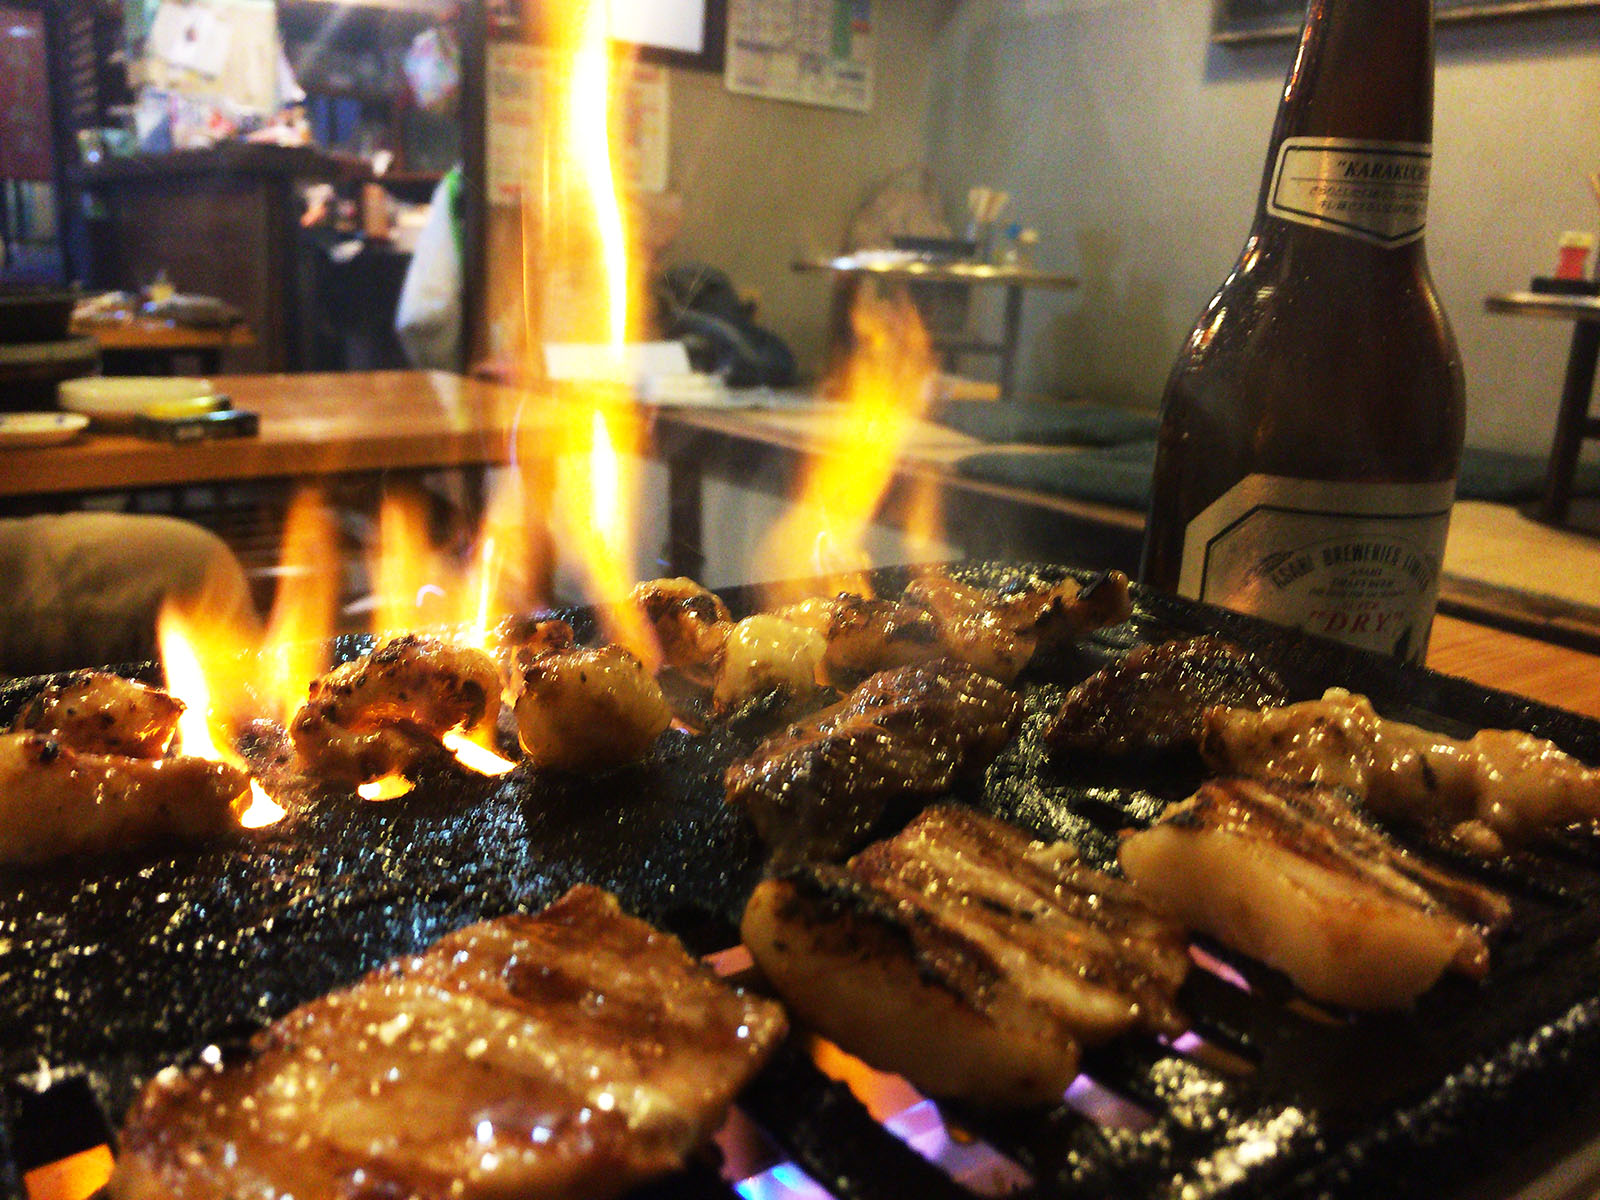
[111, 885, 787, 1200]
[905, 569, 1133, 660]
[712, 614, 827, 716]
[515, 643, 671, 771]
[896, 575, 1036, 683]
[12, 670, 185, 758]
[0, 732, 247, 864]
[725, 659, 1022, 861]
[741, 804, 1189, 1105]
[776, 572, 1134, 688]
[1202, 688, 1600, 854]
[776, 594, 944, 684]
[1046, 635, 1290, 755]
[1119, 777, 1510, 1010]
[629, 577, 732, 674]
[492, 615, 577, 677]
[290, 635, 502, 786]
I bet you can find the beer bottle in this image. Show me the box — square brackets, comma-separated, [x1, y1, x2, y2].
[1140, 0, 1464, 663]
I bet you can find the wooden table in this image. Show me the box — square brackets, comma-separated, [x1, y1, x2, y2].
[793, 256, 1079, 404]
[71, 317, 258, 376]
[1428, 612, 1600, 719]
[1484, 289, 1600, 525]
[0, 370, 525, 506]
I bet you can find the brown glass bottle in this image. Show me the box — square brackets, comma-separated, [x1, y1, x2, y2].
[1140, 0, 1464, 663]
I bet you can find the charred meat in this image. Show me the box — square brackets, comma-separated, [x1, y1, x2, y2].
[629, 577, 732, 674]
[11, 670, 185, 759]
[1047, 635, 1290, 756]
[725, 659, 1021, 861]
[0, 732, 247, 864]
[515, 643, 671, 771]
[289, 635, 502, 786]
[111, 885, 787, 1200]
[492, 614, 577, 676]
[1202, 688, 1600, 854]
[742, 804, 1189, 1105]
[1119, 776, 1510, 1010]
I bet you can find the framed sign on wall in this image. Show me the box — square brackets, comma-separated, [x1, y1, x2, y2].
[1214, 0, 1600, 43]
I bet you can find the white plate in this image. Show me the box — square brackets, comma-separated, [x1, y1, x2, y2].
[0, 411, 89, 448]
[58, 376, 218, 426]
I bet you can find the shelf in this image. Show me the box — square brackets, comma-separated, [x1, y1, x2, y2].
[280, 0, 454, 19]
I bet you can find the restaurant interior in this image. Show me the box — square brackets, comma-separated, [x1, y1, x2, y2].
[3, 0, 1600, 674]
[5, 0, 1600, 1197]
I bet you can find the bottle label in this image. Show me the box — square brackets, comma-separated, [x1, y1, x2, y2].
[1177, 475, 1456, 662]
[1268, 137, 1430, 247]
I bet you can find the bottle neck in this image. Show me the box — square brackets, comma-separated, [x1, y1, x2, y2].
[1253, 0, 1437, 249]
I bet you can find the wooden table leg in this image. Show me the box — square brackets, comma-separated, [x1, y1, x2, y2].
[1539, 320, 1600, 525]
[998, 283, 1024, 404]
[666, 453, 705, 582]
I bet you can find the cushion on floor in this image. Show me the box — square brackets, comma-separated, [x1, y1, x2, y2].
[954, 442, 1600, 512]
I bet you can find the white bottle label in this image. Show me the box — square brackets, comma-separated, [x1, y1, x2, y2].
[1177, 475, 1456, 662]
[1268, 137, 1430, 247]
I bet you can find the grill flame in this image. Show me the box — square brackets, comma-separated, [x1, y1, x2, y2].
[157, 600, 284, 829]
[756, 289, 942, 604]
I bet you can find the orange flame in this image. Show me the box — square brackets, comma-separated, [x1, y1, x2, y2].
[441, 728, 517, 776]
[546, 396, 658, 664]
[157, 603, 284, 829]
[256, 489, 337, 724]
[511, 2, 656, 662]
[357, 774, 414, 802]
[756, 289, 940, 602]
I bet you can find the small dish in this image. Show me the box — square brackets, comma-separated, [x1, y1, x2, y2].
[58, 376, 220, 427]
[0, 411, 90, 448]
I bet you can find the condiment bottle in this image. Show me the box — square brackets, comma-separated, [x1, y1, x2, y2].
[1140, 0, 1463, 663]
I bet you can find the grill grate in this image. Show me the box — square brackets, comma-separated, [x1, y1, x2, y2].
[2, 564, 1600, 1199]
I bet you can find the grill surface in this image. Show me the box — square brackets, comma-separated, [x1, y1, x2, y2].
[2, 563, 1599, 1200]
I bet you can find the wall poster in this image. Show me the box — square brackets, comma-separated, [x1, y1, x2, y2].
[485, 44, 670, 208]
[725, 0, 872, 113]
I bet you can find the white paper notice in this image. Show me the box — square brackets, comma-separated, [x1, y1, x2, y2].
[725, 0, 873, 113]
[486, 45, 670, 207]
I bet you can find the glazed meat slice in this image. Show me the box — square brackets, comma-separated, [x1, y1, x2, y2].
[725, 659, 1022, 861]
[0, 732, 247, 864]
[111, 885, 787, 1200]
[1119, 777, 1510, 1010]
[742, 805, 1189, 1105]
[12, 670, 185, 758]
[1202, 688, 1600, 854]
[290, 635, 502, 786]
[1046, 635, 1290, 755]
